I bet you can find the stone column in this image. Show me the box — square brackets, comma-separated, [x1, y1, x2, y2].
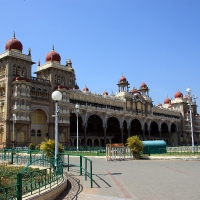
[148, 128, 151, 140]
[121, 128, 124, 144]
[104, 126, 107, 147]
[169, 131, 172, 145]
[84, 125, 87, 146]
[128, 127, 131, 138]
[142, 129, 145, 140]
[159, 129, 161, 139]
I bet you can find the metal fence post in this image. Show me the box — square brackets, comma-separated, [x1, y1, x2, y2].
[85, 159, 87, 180]
[90, 160, 93, 188]
[17, 173, 22, 200]
[80, 156, 82, 175]
[11, 149, 13, 164]
[68, 154, 69, 171]
[30, 150, 32, 163]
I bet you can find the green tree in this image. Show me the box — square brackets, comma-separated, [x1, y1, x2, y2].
[40, 138, 64, 158]
[126, 136, 144, 158]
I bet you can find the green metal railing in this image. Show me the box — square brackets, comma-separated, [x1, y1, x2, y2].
[141, 146, 200, 156]
[62, 154, 93, 188]
[167, 146, 200, 155]
[0, 150, 64, 200]
[64, 147, 106, 156]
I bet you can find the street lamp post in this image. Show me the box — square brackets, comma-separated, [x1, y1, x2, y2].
[74, 103, 80, 151]
[186, 87, 195, 153]
[52, 90, 62, 167]
[12, 114, 16, 148]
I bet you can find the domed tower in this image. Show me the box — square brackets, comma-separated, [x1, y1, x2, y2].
[83, 86, 89, 93]
[35, 45, 78, 90]
[138, 82, 149, 97]
[117, 75, 130, 92]
[0, 33, 35, 147]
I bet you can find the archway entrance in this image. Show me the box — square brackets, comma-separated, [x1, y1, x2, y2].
[171, 123, 178, 146]
[161, 123, 169, 144]
[130, 119, 142, 137]
[31, 109, 48, 146]
[107, 117, 120, 143]
[87, 115, 103, 137]
[150, 121, 159, 139]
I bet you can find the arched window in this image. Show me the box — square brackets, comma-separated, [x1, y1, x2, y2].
[31, 87, 36, 96]
[43, 89, 48, 98]
[13, 65, 16, 75]
[37, 88, 42, 97]
[21, 99, 25, 106]
[21, 67, 26, 76]
[57, 76, 61, 83]
[17, 66, 21, 76]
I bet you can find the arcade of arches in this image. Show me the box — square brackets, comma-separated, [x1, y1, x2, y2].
[70, 113, 179, 147]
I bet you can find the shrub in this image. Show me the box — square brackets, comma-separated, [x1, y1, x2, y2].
[29, 143, 35, 150]
[126, 135, 144, 155]
[40, 138, 64, 158]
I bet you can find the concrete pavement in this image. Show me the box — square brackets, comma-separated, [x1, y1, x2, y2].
[56, 156, 200, 200]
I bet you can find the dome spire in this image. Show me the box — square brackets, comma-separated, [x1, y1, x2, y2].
[28, 48, 31, 56]
[52, 45, 54, 51]
[13, 31, 15, 39]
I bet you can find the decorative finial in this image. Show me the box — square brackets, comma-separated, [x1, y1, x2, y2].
[28, 48, 31, 56]
[66, 59, 68, 66]
[13, 31, 15, 38]
[52, 45, 54, 51]
[38, 59, 40, 66]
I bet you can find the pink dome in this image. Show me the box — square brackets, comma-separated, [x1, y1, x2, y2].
[103, 90, 108, 95]
[119, 75, 126, 82]
[164, 97, 171, 104]
[140, 82, 147, 88]
[45, 46, 61, 63]
[83, 86, 89, 92]
[174, 91, 183, 98]
[5, 33, 23, 52]
[130, 88, 140, 95]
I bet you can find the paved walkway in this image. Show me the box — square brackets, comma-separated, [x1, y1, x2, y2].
[56, 156, 200, 200]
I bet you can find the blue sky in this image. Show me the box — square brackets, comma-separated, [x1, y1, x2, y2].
[0, 0, 200, 111]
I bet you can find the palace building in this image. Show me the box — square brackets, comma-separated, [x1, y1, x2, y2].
[0, 33, 199, 148]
